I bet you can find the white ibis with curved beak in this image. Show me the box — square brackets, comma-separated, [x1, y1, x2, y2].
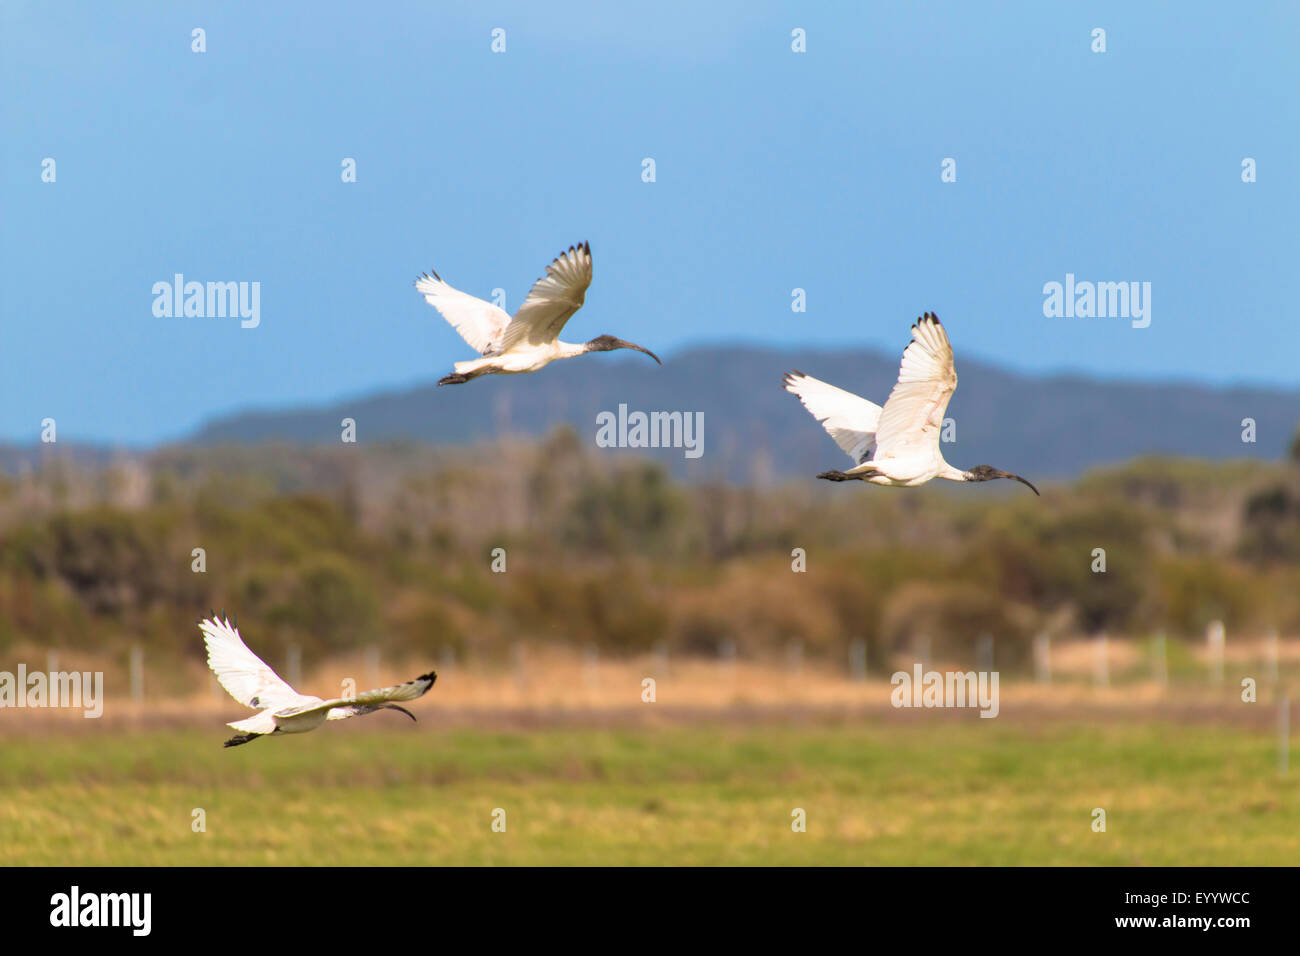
[784, 313, 1040, 495]
[415, 241, 661, 385]
[199, 615, 436, 748]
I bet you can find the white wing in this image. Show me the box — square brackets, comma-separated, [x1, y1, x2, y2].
[497, 242, 593, 350]
[783, 370, 882, 464]
[415, 269, 513, 355]
[199, 616, 303, 710]
[872, 313, 958, 460]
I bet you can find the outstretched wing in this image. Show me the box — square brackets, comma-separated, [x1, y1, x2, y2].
[199, 616, 302, 710]
[497, 242, 593, 351]
[280, 671, 438, 721]
[415, 269, 513, 355]
[872, 313, 957, 461]
[783, 370, 882, 464]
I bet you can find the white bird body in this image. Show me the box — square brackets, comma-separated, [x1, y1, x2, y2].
[854, 453, 966, 488]
[785, 313, 1039, 494]
[416, 241, 660, 384]
[199, 616, 436, 747]
[450, 339, 588, 377]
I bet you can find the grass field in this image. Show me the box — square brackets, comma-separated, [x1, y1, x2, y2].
[2, 716, 1296, 865]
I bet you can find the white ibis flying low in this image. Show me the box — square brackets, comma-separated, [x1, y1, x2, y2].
[784, 313, 1039, 494]
[415, 241, 661, 385]
[200, 615, 436, 747]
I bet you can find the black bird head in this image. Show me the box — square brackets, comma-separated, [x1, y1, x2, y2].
[584, 334, 662, 365]
[965, 464, 1040, 496]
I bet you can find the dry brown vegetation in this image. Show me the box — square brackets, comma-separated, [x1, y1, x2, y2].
[1, 431, 1299, 683]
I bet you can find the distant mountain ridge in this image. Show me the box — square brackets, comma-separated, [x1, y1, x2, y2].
[179, 344, 1300, 482]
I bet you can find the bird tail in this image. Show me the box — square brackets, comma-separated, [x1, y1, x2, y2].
[227, 710, 277, 734]
[224, 709, 276, 747]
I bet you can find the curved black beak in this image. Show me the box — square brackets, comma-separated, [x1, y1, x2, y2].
[620, 339, 662, 365]
[383, 704, 418, 722]
[587, 335, 663, 365]
[997, 470, 1040, 496]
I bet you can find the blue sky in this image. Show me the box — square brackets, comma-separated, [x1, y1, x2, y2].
[2, 1, 1297, 445]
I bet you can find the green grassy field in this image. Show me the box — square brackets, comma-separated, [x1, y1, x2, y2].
[1, 719, 1295, 865]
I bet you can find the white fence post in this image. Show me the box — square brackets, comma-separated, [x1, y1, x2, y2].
[1279, 696, 1291, 777]
[286, 644, 302, 689]
[1207, 620, 1225, 683]
[916, 634, 931, 672]
[1093, 633, 1109, 688]
[129, 645, 144, 703]
[1033, 634, 1051, 684]
[653, 641, 670, 679]
[849, 639, 867, 683]
[364, 645, 380, 688]
[719, 638, 736, 680]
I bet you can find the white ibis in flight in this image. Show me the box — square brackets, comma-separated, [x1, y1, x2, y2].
[415, 241, 661, 385]
[200, 615, 436, 747]
[784, 313, 1039, 494]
